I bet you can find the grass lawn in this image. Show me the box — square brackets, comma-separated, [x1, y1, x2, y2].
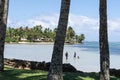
[0, 67, 119, 80]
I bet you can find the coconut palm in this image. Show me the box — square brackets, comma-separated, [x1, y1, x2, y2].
[47, 0, 70, 80]
[0, 0, 9, 72]
[99, 0, 110, 80]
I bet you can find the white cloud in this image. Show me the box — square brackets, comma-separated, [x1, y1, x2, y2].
[8, 13, 120, 41]
[108, 19, 120, 31]
[8, 14, 120, 32]
[69, 14, 98, 28]
[68, 14, 99, 33]
[27, 14, 59, 29]
[7, 19, 11, 24]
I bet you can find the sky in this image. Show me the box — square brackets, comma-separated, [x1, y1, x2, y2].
[8, 0, 120, 42]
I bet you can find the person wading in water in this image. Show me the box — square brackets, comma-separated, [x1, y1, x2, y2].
[74, 52, 76, 58]
[65, 51, 68, 61]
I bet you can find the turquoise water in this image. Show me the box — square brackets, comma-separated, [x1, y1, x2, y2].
[4, 42, 120, 72]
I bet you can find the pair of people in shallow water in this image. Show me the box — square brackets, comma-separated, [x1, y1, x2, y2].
[65, 51, 79, 60]
[74, 52, 80, 59]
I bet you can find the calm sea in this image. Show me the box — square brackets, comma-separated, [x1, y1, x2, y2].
[4, 42, 120, 72]
[74, 41, 120, 55]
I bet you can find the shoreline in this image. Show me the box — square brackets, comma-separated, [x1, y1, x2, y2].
[5, 41, 54, 45]
[4, 58, 77, 72]
[18, 42, 54, 45]
[5, 41, 79, 45]
[4, 58, 120, 77]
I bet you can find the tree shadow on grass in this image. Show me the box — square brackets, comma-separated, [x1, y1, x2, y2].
[63, 71, 120, 80]
[63, 72, 99, 80]
[0, 67, 47, 80]
[0, 67, 120, 80]
[21, 75, 46, 80]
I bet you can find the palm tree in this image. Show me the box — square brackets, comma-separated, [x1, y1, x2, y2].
[66, 26, 75, 43]
[0, 0, 9, 72]
[99, 0, 110, 80]
[47, 0, 70, 80]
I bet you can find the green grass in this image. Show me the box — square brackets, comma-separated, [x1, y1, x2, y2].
[0, 67, 120, 80]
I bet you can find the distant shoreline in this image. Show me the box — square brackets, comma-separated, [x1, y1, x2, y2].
[18, 42, 54, 45]
[5, 41, 79, 45]
[5, 42, 54, 45]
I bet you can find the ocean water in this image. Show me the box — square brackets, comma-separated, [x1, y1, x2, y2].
[4, 42, 120, 72]
[74, 41, 120, 55]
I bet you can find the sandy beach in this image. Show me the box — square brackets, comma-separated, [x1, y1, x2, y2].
[6, 41, 54, 45]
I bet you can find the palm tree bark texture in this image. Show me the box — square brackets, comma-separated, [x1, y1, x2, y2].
[99, 0, 110, 80]
[47, 0, 70, 80]
[0, 0, 9, 72]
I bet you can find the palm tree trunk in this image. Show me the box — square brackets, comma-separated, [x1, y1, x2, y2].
[0, 0, 9, 72]
[99, 0, 110, 80]
[47, 0, 70, 80]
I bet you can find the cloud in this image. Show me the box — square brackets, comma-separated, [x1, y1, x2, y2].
[69, 14, 99, 29]
[8, 14, 99, 30]
[7, 19, 27, 27]
[8, 13, 120, 41]
[8, 14, 120, 32]
[7, 19, 11, 24]
[68, 14, 99, 34]
[108, 19, 120, 31]
[27, 14, 59, 29]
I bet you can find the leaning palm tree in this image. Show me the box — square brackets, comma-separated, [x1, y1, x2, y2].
[47, 0, 70, 80]
[0, 0, 9, 72]
[99, 0, 110, 80]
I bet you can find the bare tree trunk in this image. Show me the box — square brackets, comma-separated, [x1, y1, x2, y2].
[47, 0, 70, 80]
[99, 0, 110, 80]
[0, 0, 9, 72]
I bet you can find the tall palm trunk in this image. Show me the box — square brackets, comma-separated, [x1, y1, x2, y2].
[47, 0, 70, 80]
[99, 0, 110, 80]
[0, 0, 9, 72]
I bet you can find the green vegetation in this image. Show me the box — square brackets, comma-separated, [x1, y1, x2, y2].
[66, 26, 85, 43]
[0, 67, 119, 80]
[5, 25, 85, 43]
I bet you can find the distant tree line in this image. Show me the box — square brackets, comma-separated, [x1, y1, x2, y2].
[5, 25, 85, 43]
